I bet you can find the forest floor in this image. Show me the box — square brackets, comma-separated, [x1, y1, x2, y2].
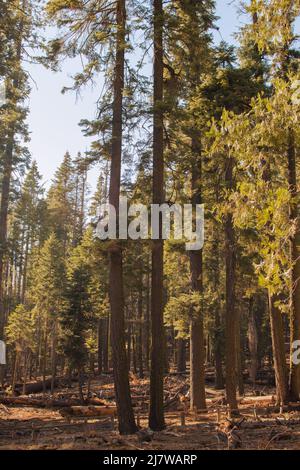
[1, 373, 300, 450]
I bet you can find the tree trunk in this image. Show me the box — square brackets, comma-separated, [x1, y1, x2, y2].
[12, 351, 20, 395]
[0, 4, 26, 390]
[137, 288, 144, 378]
[248, 297, 258, 384]
[189, 136, 206, 411]
[176, 338, 186, 374]
[78, 367, 85, 404]
[259, 122, 289, 404]
[189, 249, 206, 410]
[103, 316, 109, 373]
[269, 292, 289, 405]
[21, 233, 30, 303]
[51, 320, 57, 394]
[132, 334, 137, 375]
[214, 316, 224, 390]
[236, 308, 244, 396]
[42, 318, 48, 395]
[98, 318, 103, 375]
[108, 0, 137, 435]
[0, 138, 14, 339]
[287, 129, 300, 401]
[212, 229, 224, 389]
[127, 321, 132, 370]
[206, 334, 210, 364]
[149, 0, 165, 432]
[22, 350, 30, 395]
[144, 262, 151, 371]
[224, 157, 238, 414]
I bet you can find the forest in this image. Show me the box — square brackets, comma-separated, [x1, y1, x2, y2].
[0, 0, 300, 453]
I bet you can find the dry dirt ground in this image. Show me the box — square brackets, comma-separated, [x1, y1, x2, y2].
[1, 374, 300, 450]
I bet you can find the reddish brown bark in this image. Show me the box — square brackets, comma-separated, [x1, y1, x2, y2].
[149, 0, 166, 431]
[108, 0, 137, 435]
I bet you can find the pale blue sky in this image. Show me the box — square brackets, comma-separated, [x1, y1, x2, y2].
[26, 0, 241, 190]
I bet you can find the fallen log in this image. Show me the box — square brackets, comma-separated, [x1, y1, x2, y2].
[241, 419, 300, 429]
[206, 387, 224, 397]
[0, 396, 109, 408]
[14, 374, 83, 395]
[59, 405, 117, 418]
[0, 396, 52, 407]
[14, 378, 59, 395]
[238, 395, 275, 404]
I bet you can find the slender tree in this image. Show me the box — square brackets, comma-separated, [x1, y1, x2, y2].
[108, 0, 137, 434]
[149, 0, 166, 431]
[0, 0, 31, 339]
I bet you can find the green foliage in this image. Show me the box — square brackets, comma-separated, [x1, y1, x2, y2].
[28, 233, 66, 324]
[165, 292, 202, 339]
[6, 304, 36, 353]
[2, 0, 300, 392]
[61, 262, 91, 370]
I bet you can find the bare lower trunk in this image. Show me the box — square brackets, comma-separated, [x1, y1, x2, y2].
[138, 288, 144, 378]
[212, 230, 224, 389]
[176, 338, 186, 374]
[248, 297, 258, 384]
[103, 316, 109, 373]
[149, 0, 165, 431]
[108, 0, 137, 435]
[78, 367, 85, 404]
[287, 129, 300, 401]
[269, 292, 289, 405]
[51, 320, 57, 394]
[189, 249, 206, 410]
[42, 319, 48, 395]
[236, 309, 244, 396]
[0, 139, 14, 339]
[97, 318, 103, 375]
[22, 351, 30, 395]
[224, 157, 238, 414]
[12, 351, 20, 395]
[132, 334, 137, 374]
[189, 133, 206, 411]
[144, 263, 151, 371]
